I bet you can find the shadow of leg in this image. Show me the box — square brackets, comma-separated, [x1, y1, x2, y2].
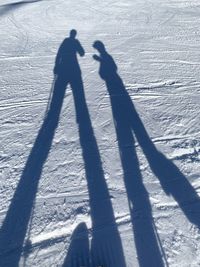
[71, 77, 126, 267]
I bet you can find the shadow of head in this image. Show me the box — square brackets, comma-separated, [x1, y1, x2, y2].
[93, 40, 118, 81]
[69, 29, 77, 39]
[93, 40, 106, 53]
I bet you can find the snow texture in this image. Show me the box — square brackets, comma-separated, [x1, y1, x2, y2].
[0, 0, 200, 266]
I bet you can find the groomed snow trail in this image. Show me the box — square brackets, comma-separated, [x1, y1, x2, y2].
[0, 0, 200, 266]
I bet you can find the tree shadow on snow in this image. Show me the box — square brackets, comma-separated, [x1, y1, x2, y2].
[0, 0, 43, 16]
[0, 30, 86, 267]
[62, 32, 126, 267]
[93, 40, 200, 267]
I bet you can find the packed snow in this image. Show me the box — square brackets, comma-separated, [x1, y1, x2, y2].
[0, 0, 200, 266]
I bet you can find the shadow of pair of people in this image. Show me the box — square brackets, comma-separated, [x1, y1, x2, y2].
[0, 29, 199, 267]
[63, 36, 166, 267]
[63, 36, 200, 266]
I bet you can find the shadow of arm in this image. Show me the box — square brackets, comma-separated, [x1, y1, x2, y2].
[76, 40, 85, 57]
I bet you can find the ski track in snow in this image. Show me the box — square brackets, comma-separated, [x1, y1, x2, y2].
[0, 0, 200, 266]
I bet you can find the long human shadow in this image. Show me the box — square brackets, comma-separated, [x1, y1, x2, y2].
[93, 41, 167, 267]
[129, 93, 200, 229]
[62, 40, 126, 267]
[0, 30, 84, 267]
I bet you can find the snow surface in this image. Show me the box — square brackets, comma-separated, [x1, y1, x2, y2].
[0, 0, 200, 266]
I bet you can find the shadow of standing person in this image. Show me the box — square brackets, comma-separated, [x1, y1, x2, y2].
[93, 41, 166, 267]
[52, 29, 85, 104]
[0, 29, 84, 267]
[93, 42, 200, 231]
